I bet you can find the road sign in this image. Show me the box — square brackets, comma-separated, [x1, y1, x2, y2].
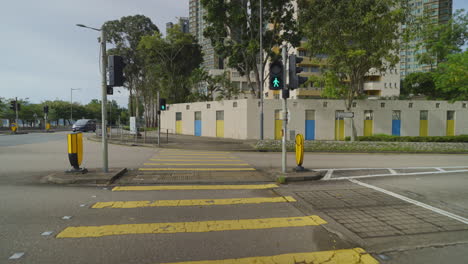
[336, 112, 354, 118]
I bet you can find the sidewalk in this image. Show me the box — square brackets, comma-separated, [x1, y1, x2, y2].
[88, 132, 258, 152]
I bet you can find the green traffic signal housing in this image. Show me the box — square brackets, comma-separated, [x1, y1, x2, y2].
[159, 98, 167, 111]
[288, 54, 308, 90]
[269, 60, 284, 90]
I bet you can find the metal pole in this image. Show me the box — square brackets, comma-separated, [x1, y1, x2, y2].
[70, 88, 73, 123]
[281, 45, 287, 173]
[101, 29, 109, 172]
[157, 91, 160, 147]
[15, 97, 19, 132]
[259, 0, 264, 140]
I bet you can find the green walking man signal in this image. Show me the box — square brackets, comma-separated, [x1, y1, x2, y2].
[273, 77, 280, 88]
[269, 60, 283, 90]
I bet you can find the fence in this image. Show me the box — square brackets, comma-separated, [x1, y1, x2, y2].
[94, 125, 172, 145]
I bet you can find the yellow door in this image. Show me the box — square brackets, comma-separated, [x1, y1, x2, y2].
[334, 120, 345, 140]
[446, 111, 455, 136]
[216, 111, 224, 138]
[419, 110, 428, 136]
[216, 120, 224, 137]
[419, 120, 428, 136]
[274, 110, 282, 140]
[364, 120, 373, 136]
[176, 121, 182, 134]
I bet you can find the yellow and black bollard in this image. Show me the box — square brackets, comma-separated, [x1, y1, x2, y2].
[295, 133, 306, 172]
[67, 132, 87, 173]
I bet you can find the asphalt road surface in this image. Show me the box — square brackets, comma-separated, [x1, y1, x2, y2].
[1, 135, 467, 263]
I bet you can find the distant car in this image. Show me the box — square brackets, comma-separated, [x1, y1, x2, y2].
[72, 119, 96, 132]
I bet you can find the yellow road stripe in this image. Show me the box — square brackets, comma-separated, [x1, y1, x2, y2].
[161, 248, 379, 264]
[157, 153, 233, 156]
[56, 215, 326, 238]
[112, 184, 278, 191]
[161, 150, 230, 154]
[139, 168, 256, 171]
[144, 163, 250, 166]
[150, 159, 242, 162]
[92, 196, 297, 209]
[152, 156, 237, 159]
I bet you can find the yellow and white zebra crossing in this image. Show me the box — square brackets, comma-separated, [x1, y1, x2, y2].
[140, 149, 256, 172]
[55, 184, 380, 264]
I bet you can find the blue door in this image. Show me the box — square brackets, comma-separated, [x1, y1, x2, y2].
[305, 110, 315, 140]
[392, 110, 401, 136]
[194, 111, 202, 136]
[305, 120, 315, 140]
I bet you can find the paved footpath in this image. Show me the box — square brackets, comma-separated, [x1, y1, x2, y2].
[1, 183, 379, 264]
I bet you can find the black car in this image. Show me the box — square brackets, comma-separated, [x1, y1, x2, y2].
[72, 119, 96, 132]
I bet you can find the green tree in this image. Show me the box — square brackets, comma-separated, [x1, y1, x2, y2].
[401, 72, 437, 97]
[433, 51, 468, 101]
[409, 9, 468, 67]
[299, 0, 405, 140]
[103, 15, 159, 117]
[201, 0, 301, 98]
[139, 27, 203, 103]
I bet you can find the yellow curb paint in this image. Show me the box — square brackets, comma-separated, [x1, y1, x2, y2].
[143, 163, 251, 166]
[138, 168, 256, 171]
[56, 215, 326, 238]
[161, 248, 379, 264]
[112, 184, 278, 191]
[150, 159, 242, 162]
[92, 196, 297, 209]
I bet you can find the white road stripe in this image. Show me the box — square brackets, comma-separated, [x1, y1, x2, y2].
[435, 168, 445, 172]
[349, 179, 468, 225]
[323, 169, 334, 180]
[328, 169, 468, 180]
[388, 168, 397, 175]
[314, 166, 468, 171]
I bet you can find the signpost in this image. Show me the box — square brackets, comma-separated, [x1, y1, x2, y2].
[336, 112, 354, 119]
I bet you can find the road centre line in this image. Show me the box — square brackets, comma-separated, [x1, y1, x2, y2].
[349, 179, 468, 225]
[329, 169, 468, 180]
[139, 168, 256, 171]
[161, 248, 379, 264]
[112, 184, 278, 191]
[56, 215, 327, 238]
[150, 159, 243, 162]
[92, 196, 296, 208]
[144, 163, 250, 166]
[314, 166, 468, 171]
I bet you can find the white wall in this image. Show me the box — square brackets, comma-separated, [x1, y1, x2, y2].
[161, 99, 468, 140]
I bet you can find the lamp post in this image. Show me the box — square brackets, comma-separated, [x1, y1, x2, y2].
[70, 88, 81, 124]
[259, 0, 264, 140]
[76, 23, 109, 172]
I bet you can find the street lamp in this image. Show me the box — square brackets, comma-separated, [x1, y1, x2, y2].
[70, 88, 81, 123]
[76, 23, 109, 172]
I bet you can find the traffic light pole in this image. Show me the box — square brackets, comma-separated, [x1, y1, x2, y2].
[15, 97, 19, 133]
[281, 46, 287, 174]
[157, 91, 160, 147]
[259, 0, 264, 141]
[100, 29, 109, 173]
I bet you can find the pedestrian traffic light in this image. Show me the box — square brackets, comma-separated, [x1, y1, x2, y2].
[10, 101, 16, 110]
[269, 60, 284, 90]
[282, 89, 290, 99]
[43, 105, 49, 114]
[288, 54, 308, 90]
[159, 98, 167, 111]
[107, 86, 114, 95]
[108, 55, 125, 87]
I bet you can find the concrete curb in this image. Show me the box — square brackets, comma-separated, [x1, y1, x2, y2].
[276, 170, 326, 183]
[44, 168, 128, 185]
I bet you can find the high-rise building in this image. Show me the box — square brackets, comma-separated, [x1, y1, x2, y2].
[166, 17, 190, 35]
[189, 0, 223, 70]
[400, 0, 453, 79]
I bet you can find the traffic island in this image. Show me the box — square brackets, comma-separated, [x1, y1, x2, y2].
[275, 170, 326, 184]
[43, 168, 127, 185]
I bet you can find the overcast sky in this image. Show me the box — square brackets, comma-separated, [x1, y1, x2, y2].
[0, 0, 466, 108]
[0, 0, 188, 107]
